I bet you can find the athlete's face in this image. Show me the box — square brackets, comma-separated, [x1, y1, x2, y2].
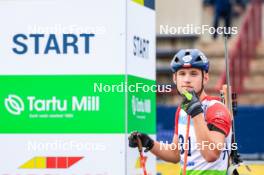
[173, 68, 209, 94]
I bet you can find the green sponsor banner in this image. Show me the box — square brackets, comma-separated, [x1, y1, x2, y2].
[127, 75, 156, 134]
[0, 75, 125, 133]
[0, 75, 156, 134]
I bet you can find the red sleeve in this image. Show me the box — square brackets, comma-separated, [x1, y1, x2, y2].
[174, 106, 181, 135]
[206, 103, 231, 136]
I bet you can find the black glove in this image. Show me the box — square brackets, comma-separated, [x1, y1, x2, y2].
[128, 131, 154, 152]
[181, 90, 203, 118]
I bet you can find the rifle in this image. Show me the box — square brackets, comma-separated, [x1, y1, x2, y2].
[221, 36, 250, 175]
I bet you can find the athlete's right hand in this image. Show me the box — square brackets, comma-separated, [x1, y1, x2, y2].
[181, 90, 203, 118]
[128, 131, 154, 152]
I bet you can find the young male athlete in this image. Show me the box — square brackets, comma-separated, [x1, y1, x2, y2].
[129, 49, 232, 175]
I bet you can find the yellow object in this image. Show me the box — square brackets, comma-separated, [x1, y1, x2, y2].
[135, 156, 141, 168]
[34, 156, 46, 168]
[132, 0, 144, 5]
[237, 163, 264, 175]
[156, 161, 264, 175]
[19, 156, 46, 169]
[19, 157, 35, 169]
[182, 90, 192, 101]
[135, 156, 147, 168]
[156, 161, 180, 175]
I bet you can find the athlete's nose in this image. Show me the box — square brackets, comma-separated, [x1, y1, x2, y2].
[183, 74, 191, 84]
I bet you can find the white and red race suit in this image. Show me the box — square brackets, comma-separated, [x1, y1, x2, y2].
[174, 96, 232, 175]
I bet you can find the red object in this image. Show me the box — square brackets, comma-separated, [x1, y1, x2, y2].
[182, 115, 191, 175]
[206, 103, 232, 136]
[68, 157, 83, 168]
[174, 106, 181, 135]
[47, 157, 56, 168]
[57, 157, 67, 168]
[139, 152, 147, 175]
[136, 136, 148, 175]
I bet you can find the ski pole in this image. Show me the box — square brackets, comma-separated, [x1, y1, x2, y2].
[136, 135, 148, 175]
[182, 90, 192, 175]
[182, 114, 191, 175]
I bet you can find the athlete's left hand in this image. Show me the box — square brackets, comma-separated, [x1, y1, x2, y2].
[181, 90, 203, 118]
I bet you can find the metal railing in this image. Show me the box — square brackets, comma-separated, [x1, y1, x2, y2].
[216, 0, 262, 93]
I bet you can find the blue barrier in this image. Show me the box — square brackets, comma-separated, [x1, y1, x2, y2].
[157, 105, 264, 154]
